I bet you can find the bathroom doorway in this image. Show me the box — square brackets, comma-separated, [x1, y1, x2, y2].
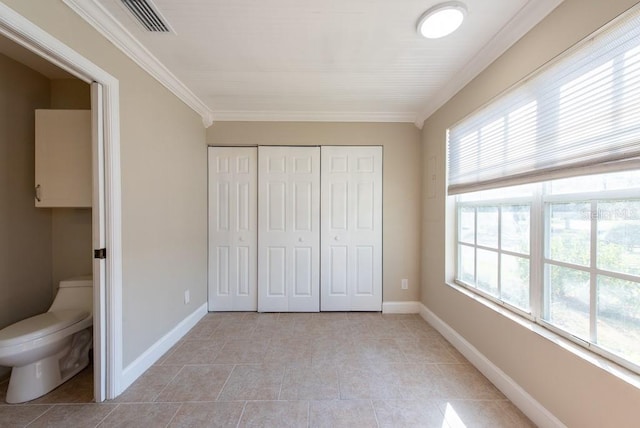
[0, 4, 122, 402]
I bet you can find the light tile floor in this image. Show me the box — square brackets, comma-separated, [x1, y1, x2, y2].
[0, 312, 535, 427]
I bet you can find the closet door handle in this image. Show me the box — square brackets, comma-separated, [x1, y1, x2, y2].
[35, 184, 42, 202]
[298, 237, 303, 243]
[334, 236, 340, 241]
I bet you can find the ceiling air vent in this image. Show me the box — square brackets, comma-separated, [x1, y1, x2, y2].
[121, 0, 171, 32]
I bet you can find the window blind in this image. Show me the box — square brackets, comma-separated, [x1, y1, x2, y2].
[447, 4, 640, 195]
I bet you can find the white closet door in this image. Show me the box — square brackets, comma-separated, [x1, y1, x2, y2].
[258, 146, 320, 312]
[321, 146, 382, 311]
[208, 147, 257, 311]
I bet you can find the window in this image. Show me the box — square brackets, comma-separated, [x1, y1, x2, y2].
[543, 172, 640, 365]
[449, 5, 640, 373]
[457, 185, 533, 312]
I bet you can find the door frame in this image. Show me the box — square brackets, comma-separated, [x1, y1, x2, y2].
[0, 3, 123, 401]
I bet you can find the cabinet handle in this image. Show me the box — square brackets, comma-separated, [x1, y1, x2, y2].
[35, 184, 41, 202]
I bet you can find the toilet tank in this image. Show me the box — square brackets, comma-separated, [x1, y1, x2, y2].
[48, 275, 93, 314]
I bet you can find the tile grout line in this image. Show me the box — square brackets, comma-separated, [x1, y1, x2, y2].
[163, 402, 184, 428]
[235, 401, 248, 428]
[22, 404, 54, 427]
[91, 402, 120, 428]
[337, 365, 344, 400]
[152, 364, 186, 403]
[215, 364, 237, 401]
[276, 359, 286, 401]
[369, 399, 381, 428]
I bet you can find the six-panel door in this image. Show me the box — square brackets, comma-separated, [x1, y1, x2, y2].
[208, 147, 258, 311]
[258, 146, 321, 312]
[321, 146, 383, 311]
[208, 146, 381, 312]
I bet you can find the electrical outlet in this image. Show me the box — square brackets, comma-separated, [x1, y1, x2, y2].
[401, 279, 408, 290]
[184, 289, 190, 304]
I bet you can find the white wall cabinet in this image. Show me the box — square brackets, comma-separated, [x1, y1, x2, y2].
[207, 145, 382, 312]
[35, 109, 92, 207]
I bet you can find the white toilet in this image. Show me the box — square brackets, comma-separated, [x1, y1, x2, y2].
[0, 276, 93, 403]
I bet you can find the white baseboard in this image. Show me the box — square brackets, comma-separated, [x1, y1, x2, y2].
[120, 303, 207, 393]
[419, 304, 565, 428]
[381, 301, 422, 314]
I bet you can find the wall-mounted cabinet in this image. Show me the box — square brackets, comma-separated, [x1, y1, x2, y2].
[35, 109, 91, 207]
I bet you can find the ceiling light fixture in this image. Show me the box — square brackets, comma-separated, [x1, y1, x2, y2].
[417, 1, 467, 39]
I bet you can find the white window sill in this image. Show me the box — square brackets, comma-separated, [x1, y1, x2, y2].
[445, 281, 640, 390]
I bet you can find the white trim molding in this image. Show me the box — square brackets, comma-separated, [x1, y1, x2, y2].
[0, 1, 123, 401]
[212, 110, 418, 124]
[414, 0, 564, 128]
[121, 303, 208, 392]
[62, 0, 214, 128]
[419, 304, 566, 428]
[62, 0, 563, 129]
[381, 301, 422, 314]
[51, 0, 418, 126]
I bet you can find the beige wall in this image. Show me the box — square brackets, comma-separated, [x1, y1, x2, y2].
[0, 53, 53, 325]
[51, 207, 92, 287]
[207, 121, 422, 302]
[0, 53, 53, 378]
[3, 0, 208, 367]
[421, 0, 640, 426]
[50, 78, 93, 288]
[50, 78, 90, 109]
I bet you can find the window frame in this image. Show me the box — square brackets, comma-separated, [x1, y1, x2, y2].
[455, 193, 534, 321]
[453, 180, 640, 375]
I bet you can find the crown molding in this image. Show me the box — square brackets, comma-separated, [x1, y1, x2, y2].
[211, 110, 418, 124]
[414, 0, 564, 127]
[63, 0, 561, 130]
[61, 0, 414, 127]
[63, 0, 214, 128]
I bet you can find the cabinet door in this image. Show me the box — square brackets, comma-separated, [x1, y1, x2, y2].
[258, 146, 320, 312]
[208, 147, 258, 311]
[321, 146, 382, 311]
[35, 109, 92, 207]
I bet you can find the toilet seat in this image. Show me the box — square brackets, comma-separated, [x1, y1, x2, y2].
[0, 309, 89, 348]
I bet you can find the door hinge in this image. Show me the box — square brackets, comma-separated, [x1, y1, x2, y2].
[94, 248, 107, 259]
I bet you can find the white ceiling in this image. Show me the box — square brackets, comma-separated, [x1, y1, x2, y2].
[69, 0, 563, 126]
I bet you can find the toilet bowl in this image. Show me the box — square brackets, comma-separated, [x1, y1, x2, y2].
[0, 276, 93, 403]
